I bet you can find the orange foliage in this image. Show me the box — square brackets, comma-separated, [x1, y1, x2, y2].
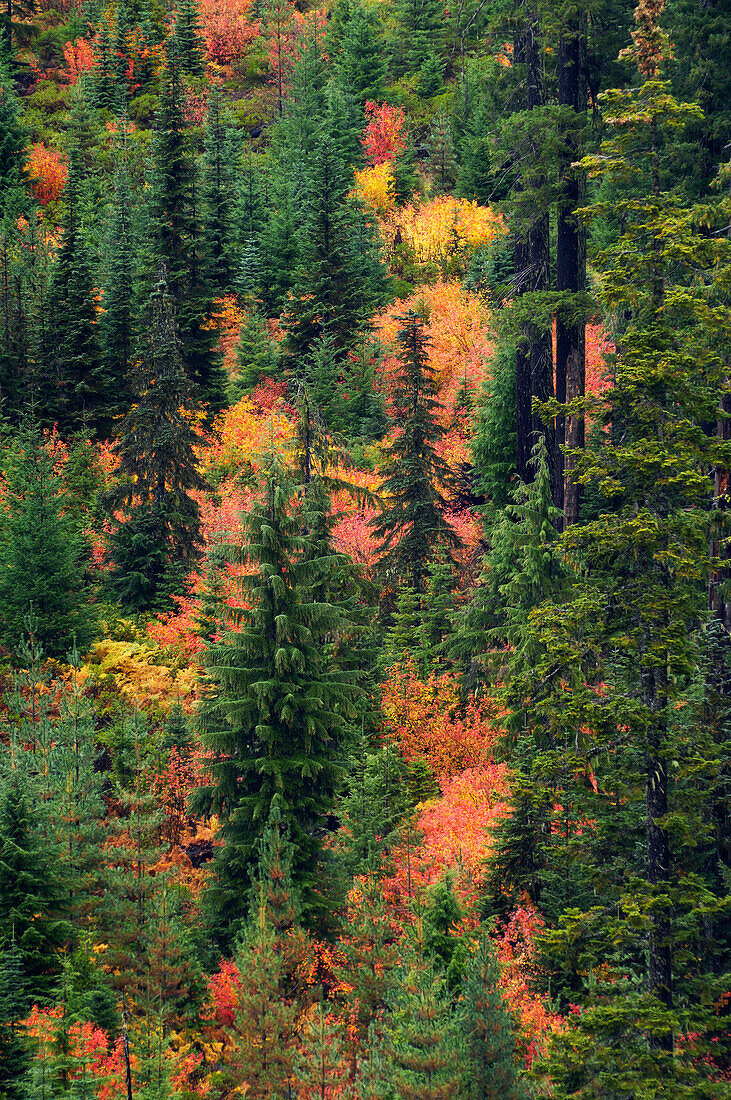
[585, 323, 613, 396]
[82, 639, 199, 712]
[202, 396, 294, 483]
[198, 0, 260, 65]
[354, 161, 396, 217]
[417, 765, 510, 882]
[495, 905, 563, 1064]
[24, 1006, 128, 1097]
[390, 196, 505, 268]
[26, 143, 67, 205]
[375, 280, 492, 418]
[380, 661, 500, 779]
[363, 101, 406, 166]
[62, 36, 95, 83]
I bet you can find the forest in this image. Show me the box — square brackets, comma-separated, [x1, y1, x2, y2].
[0, 0, 729, 1093]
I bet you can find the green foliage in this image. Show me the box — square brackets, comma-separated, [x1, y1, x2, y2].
[373, 310, 461, 593]
[0, 425, 95, 659]
[462, 931, 525, 1100]
[106, 272, 207, 612]
[195, 453, 360, 938]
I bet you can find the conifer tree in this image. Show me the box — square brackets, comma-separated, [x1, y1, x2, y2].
[172, 0, 205, 75]
[0, 775, 69, 1002]
[232, 308, 278, 397]
[462, 932, 524, 1100]
[336, 869, 399, 1045]
[0, 425, 94, 659]
[389, 915, 466, 1100]
[201, 87, 235, 295]
[372, 311, 461, 593]
[0, 935, 29, 1099]
[294, 1001, 354, 1099]
[44, 146, 113, 437]
[100, 156, 136, 404]
[338, 2, 386, 105]
[0, 57, 27, 219]
[390, 0, 443, 77]
[195, 453, 360, 937]
[146, 50, 225, 403]
[106, 271, 207, 612]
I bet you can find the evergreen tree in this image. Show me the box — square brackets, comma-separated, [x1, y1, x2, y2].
[0, 935, 29, 1100]
[429, 114, 456, 193]
[389, 916, 466, 1100]
[106, 271, 207, 612]
[338, 2, 386, 105]
[0, 57, 27, 219]
[100, 156, 136, 409]
[201, 87, 235, 295]
[372, 311, 461, 593]
[145, 51, 225, 403]
[0, 775, 68, 1002]
[462, 932, 524, 1100]
[0, 424, 94, 659]
[171, 0, 205, 76]
[195, 453, 360, 938]
[44, 146, 113, 437]
[232, 307, 278, 397]
[390, 0, 443, 77]
[294, 1001, 353, 1099]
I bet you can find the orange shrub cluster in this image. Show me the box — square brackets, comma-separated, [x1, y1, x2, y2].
[26, 143, 67, 205]
[380, 661, 501, 779]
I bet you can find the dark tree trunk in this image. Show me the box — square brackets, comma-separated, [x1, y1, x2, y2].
[525, 6, 553, 482]
[556, 18, 587, 525]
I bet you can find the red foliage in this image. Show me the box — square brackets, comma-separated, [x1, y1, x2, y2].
[151, 746, 207, 843]
[198, 0, 260, 65]
[26, 144, 67, 205]
[362, 101, 406, 166]
[380, 662, 501, 779]
[24, 1006, 128, 1097]
[495, 905, 562, 1064]
[207, 958, 242, 1027]
[62, 37, 95, 83]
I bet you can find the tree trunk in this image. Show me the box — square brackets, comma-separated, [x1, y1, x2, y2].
[556, 18, 587, 525]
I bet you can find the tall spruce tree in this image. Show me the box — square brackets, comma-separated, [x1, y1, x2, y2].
[372, 311, 461, 593]
[106, 271, 207, 612]
[0, 424, 94, 658]
[44, 145, 114, 437]
[145, 49, 225, 404]
[195, 453, 360, 939]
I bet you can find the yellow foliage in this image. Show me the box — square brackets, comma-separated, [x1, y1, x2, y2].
[83, 639, 198, 710]
[392, 196, 505, 266]
[202, 397, 294, 482]
[354, 162, 396, 216]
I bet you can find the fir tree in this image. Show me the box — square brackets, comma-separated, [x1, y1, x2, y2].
[100, 155, 136, 405]
[462, 932, 524, 1100]
[338, 2, 386, 105]
[372, 311, 461, 593]
[0, 424, 94, 659]
[44, 146, 113, 437]
[106, 271, 207, 612]
[0, 935, 29, 1100]
[195, 453, 360, 938]
[201, 87, 235, 295]
[232, 308, 278, 397]
[0, 57, 27, 219]
[145, 51, 225, 403]
[171, 0, 205, 76]
[0, 775, 69, 1002]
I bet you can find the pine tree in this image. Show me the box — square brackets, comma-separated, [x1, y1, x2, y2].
[0, 775, 69, 1002]
[171, 0, 205, 76]
[0, 424, 95, 659]
[372, 311, 461, 593]
[389, 916, 466, 1100]
[0, 935, 30, 1100]
[106, 271, 207, 612]
[145, 50, 225, 403]
[429, 114, 456, 194]
[294, 1001, 354, 1099]
[338, 2, 386, 105]
[44, 146, 113, 438]
[390, 0, 443, 77]
[336, 869, 399, 1045]
[195, 453, 360, 938]
[462, 932, 524, 1100]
